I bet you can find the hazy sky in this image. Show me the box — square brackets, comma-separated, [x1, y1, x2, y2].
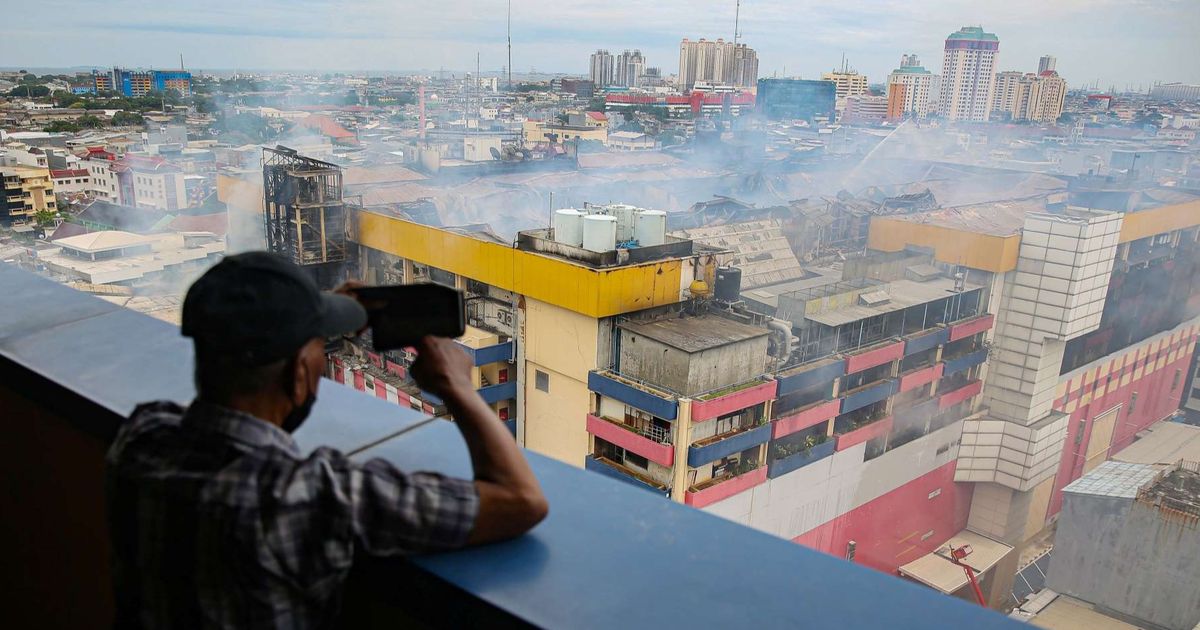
[3, 0, 1197, 89]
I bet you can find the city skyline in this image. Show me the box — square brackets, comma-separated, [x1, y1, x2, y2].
[1, 0, 1197, 89]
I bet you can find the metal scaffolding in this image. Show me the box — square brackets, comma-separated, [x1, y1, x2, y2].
[262, 146, 347, 268]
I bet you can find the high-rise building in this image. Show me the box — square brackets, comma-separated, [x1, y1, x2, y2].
[991, 70, 1026, 115]
[677, 38, 758, 90]
[756, 78, 836, 122]
[615, 50, 646, 88]
[886, 83, 906, 121]
[939, 26, 1000, 122]
[992, 70, 1067, 124]
[843, 95, 889, 125]
[92, 67, 192, 97]
[886, 54, 938, 118]
[820, 70, 868, 102]
[1037, 55, 1056, 74]
[0, 165, 56, 225]
[590, 50, 615, 88]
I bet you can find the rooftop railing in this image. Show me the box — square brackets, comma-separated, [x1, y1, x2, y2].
[0, 265, 1021, 629]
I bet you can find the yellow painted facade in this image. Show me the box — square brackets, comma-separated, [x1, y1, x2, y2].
[1, 165, 56, 221]
[352, 210, 699, 318]
[522, 120, 608, 145]
[1119, 199, 1200, 243]
[521, 298, 599, 465]
[867, 217, 1022, 273]
[1082, 406, 1119, 476]
[1021, 475, 1056, 541]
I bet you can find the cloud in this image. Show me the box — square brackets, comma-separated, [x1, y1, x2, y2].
[1, 0, 1196, 87]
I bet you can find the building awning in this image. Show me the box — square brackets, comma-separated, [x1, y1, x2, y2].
[898, 530, 1013, 594]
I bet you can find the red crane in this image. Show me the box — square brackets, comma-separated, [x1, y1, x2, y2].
[937, 544, 987, 607]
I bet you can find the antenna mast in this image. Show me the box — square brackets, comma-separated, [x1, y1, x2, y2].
[507, 0, 513, 89]
[733, 0, 741, 46]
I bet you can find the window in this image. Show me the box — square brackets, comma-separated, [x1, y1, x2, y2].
[535, 370, 549, 392]
[624, 451, 649, 469]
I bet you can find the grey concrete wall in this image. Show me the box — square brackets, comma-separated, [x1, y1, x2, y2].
[618, 333, 692, 394]
[686, 337, 769, 396]
[1047, 492, 1200, 630]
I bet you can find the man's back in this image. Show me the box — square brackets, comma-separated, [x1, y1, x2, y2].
[106, 400, 477, 629]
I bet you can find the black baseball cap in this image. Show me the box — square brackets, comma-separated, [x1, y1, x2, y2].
[182, 251, 366, 365]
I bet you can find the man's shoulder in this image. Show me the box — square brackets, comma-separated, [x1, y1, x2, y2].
[130, 400, 186, 424]
[108, 400, 184, 460]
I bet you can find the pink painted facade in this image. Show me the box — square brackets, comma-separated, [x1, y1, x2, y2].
[844, 340, 906, 374]
[947, 313, 995, 342]
[898, 363, 944, 393]
[835, 416, 894, 451]
[772, 399, 841, 439]
[937, 380, 982, 409]
[686, 466, 768, 508]
[793, 461, 973, 574]
[691, 379, 778, 422]
[586, 414, 675, 467]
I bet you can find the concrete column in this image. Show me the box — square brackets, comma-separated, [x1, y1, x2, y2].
[670, 399, 693, 504]
[401, 258, 414, 285]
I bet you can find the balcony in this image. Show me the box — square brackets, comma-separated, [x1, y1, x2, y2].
[684, 466, 768, 508]
[938, 379, 983, 410]
[1, 265, 1022, 628]
[477, 380, 517, 404]
[839, 378, 897, 414]
[690, 377, 777, 422]
[687, 422, 772, 467]
[584, 455, 670, 496]
[843, 337, 905, 373]
[898, 363, 943, 393]
[775, 356, 846, 396]
[942, 347, 989, 376]
[767, 438, 835, 479]
[835, 414, 894, 451]
[586, 414, 674, 467]
[903, 327, 949, 356]
[456, 339, 514, 366]
[587, 370, 678, 420]
[947, 313, 994, 342]
[772, 398, 840, 439]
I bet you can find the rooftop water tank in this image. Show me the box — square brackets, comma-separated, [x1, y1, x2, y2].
[634, 210, 667, 247]
[714, 266, 742, 303]
[553, 208, 585, 247]
[607, 204, 638, 242]
[582, 214, 618, 253]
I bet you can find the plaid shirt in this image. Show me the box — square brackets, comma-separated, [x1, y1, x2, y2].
[106, 400, 479, 629]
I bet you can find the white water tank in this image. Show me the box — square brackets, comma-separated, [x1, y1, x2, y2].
[553, 208, 585, 246]
[634, 210, 667, 246]
[607, 204, 638, 241]
[582, 214, 617, 252]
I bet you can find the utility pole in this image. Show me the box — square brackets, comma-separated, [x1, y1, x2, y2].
[507, 0, 513, 90]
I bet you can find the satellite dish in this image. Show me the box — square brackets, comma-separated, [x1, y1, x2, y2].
[489, 147, 502, 160]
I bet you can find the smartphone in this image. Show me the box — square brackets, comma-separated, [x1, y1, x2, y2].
[352, 284, 466, 351]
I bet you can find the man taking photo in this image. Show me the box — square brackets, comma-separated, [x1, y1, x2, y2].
[106, 251, 548, 628]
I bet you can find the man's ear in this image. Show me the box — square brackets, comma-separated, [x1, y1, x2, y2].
[293, 339, 324, 403]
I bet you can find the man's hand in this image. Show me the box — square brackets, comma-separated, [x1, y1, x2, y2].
[331, 280, 370, 335]
[410, 336, 474, 400]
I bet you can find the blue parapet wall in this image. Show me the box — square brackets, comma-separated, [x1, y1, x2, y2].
[687, 423, 773, 468]
[767, 439, 836, 479]
[478, 380, 518, 404]
[943, 347, 989, 376]
[840, 379, 897, 414]
[904, 328, 949, 356]
[587, 370, 678, 420]
[776, 359, 847, 397]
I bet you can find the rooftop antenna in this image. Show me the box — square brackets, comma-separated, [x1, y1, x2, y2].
[507, 0, 513, 89]
[734, 0, 741, 46]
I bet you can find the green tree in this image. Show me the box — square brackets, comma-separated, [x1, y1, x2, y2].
[9, 84, 50, 98]
[43, 120, 80, 133]
[34, 209, 58, 227]
[111, 111, 145, 126]
[77, 114, 105, 129]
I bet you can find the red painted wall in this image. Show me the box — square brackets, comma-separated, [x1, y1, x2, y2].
[792, 461, 972, 575]
[1046, 337, 1195, 517]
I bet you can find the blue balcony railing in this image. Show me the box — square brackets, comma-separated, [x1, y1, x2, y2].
[478, 380, 517, 404]
[0, 265, 1022, 629]
[457, 339, 513, 366]
[904, 327, 949, 356]
[840, 379, 897, 414]
[686, 423, 772, 468]
[584, 455, 670, 496]
[776, 357, 846, 397]
[943, 347, 989, 376]
[587, 370, 678, 420]
[767, 439, 836, 479]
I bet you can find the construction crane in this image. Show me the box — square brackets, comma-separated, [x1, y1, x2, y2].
[936, 544, 987, 607]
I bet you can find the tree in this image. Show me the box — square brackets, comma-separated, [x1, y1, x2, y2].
[8, 84, 50, 98]
[111, 111, 145, 126]
[77, 114, 105, 129]
[44, 120, 80, 133]
[34, 209, 58, 227]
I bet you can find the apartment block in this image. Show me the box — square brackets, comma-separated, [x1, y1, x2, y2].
[1, 164, 56, 224]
